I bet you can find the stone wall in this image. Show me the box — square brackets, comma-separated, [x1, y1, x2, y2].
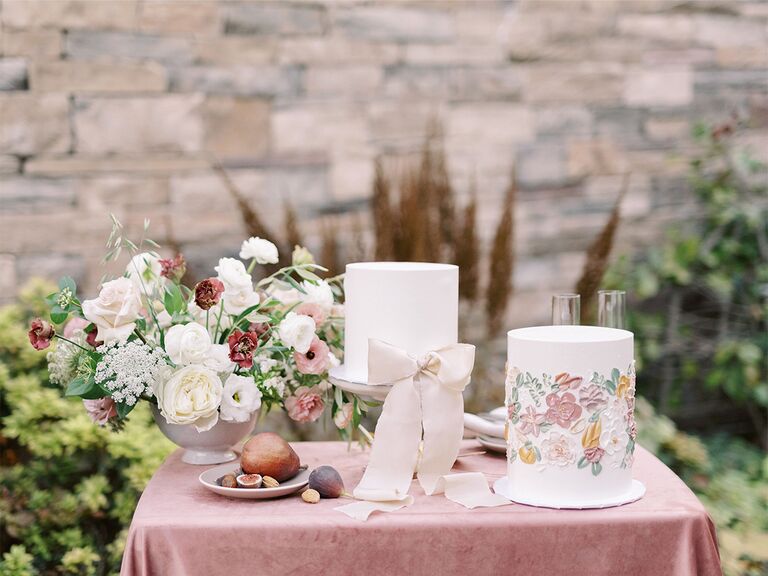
[1, 0, 766, 323]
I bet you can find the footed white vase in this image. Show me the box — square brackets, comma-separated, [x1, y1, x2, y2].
[151, 404, 257, 465]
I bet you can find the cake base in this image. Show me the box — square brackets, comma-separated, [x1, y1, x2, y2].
[493, 477, 645, 509]
[329, 368, 392, 401]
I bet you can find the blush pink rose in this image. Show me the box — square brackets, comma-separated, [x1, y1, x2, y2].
[285, 385, 325, 423]
[545, 392, 582, 428]
[293, 337, 330, 375]
[83, 398, 118, 426]
[295, 302, 327, 326]
[63, 317, 89, 338]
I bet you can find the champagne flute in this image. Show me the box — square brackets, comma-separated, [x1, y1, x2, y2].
[597, 290, 626, 329]
[551, 294, 581, 325]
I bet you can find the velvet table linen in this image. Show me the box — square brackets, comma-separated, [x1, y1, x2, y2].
[121, 441, 721, 576]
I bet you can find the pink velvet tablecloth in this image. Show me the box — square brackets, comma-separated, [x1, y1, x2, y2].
[121, 441, 721, 576]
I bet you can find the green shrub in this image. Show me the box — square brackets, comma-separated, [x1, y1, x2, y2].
[0, 280, 174, 576]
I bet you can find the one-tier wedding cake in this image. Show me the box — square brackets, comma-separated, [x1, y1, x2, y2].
[497, 325, 644, 508]
[331, 262, 458, 384]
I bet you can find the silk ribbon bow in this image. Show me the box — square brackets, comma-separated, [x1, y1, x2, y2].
[353, 339, 476, 501]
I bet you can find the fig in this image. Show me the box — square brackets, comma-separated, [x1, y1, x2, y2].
[236, 474, 262, 489]
[241, 432, 300, 482]
[308, 465, 344, 499]
[219, 474, 238, 488]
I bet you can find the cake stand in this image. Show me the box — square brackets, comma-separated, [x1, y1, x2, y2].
[493, 477, 646, 510]
[328, 365, 391, 401]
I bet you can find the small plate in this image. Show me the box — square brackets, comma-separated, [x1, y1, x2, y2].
[477, 435, 507, 454]
[199, 464, 311, 500]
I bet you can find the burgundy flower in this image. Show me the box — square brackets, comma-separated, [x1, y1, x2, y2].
[28, 318, 55, 350]
[545, 392, 583, 428]
[85, 324, 102, 348]
[248, 321, 270, 340]
[584, 446, 605, 464]
[194, 278, 225, 310]
[294, 336, 330, 375]
[227, 330, 260, 369]
[159, 254, 186, 283]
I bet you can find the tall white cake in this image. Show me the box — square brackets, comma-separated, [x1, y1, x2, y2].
[334, 262, 458, 384]
[501, 325, 642, 508]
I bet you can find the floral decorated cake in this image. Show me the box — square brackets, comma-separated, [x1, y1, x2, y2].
[501, 325, 642, 508]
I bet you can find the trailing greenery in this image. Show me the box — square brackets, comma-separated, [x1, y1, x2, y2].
[605, 119, 768, 444]
[0, 280, 175, 576]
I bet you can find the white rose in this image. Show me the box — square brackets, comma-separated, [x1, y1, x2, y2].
[126, 252, 164, 293]
[222, 285, 260, 316]
[82, 277, 141, 344]
[203, 344, 236, 373]
[155, 365, 223, 432]
[334, 403, 354, 429]
[164, 323, 212, 366]
[278, 312, 316, 354]
[214, 257, 252, 291]
[301, 280, 334, 311]
[239, 237, 279, 265]
[220, 374, 262, 422]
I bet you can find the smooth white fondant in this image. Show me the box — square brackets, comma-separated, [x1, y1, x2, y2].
[506, 325, 636, 507]
[493, 477, 645, 509]
[335, 262, 458, 384]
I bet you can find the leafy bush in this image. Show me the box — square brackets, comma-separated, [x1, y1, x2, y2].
[0, 280, 174, 576]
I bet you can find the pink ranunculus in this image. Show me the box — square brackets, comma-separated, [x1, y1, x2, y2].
[285, 385, 325, 423]
[584, 445, 605, 464]
[83, 398, 118, 426]
[545, 392, 583, 428]
[63, 317, 89, 338]
[579, 384, 608, 412]
[293, 337, 330, 375]
[295, 302, 327, 326]
[28, 318, 55, 350]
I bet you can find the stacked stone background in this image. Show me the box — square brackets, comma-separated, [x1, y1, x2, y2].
[1, 0, 766, 324]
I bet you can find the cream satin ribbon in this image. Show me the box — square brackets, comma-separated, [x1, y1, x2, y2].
[336, 339, 510, 521]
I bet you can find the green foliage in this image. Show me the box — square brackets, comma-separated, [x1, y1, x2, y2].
[0, 281, 175, 576]
[605, 119, 768, 440]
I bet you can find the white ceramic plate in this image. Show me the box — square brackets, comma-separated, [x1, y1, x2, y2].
[199, 464, 311, 500]
[477, 435, 507, 454]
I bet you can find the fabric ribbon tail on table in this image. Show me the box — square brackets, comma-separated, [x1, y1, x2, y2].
[336, 339, 510, 521]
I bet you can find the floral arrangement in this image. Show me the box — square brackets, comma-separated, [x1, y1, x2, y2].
[505, 364, 637, 476]
[28, 217, 367, 436]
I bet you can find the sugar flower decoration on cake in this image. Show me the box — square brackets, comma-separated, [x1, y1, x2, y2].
[578, 384, 608, 412]
[544, 392, 582, 428]
[517, 406, 547, 437]
[541, 432, 576, 467]
[28, 217, 355, 443]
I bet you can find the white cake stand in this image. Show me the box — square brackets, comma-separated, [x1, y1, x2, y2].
[328, 365, 392, 401]
[493, 477, 646, 510]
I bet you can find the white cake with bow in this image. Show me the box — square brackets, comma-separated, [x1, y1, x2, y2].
[495, 325, 645, 509]
[331, 262, 459, 384]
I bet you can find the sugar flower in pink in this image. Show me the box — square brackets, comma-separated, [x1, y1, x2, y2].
[545, 392, 582, 428]
[579, 384, 608, 412]
[294, 336, 330, 375]
[554, 372, 582, 391]
[584, 445, 605, 464]
[518, 405, 546, 437]
[295, 302, 327, 326]
[541, 432, 576, 467]
[285, 385, 325, 423]
[83, 398, 118, 426]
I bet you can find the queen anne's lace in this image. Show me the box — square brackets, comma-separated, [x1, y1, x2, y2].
[48, 331, 88, 387]
[95, 341, 167, 406]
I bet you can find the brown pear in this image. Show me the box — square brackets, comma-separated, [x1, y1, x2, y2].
[240, 433, 300, 482]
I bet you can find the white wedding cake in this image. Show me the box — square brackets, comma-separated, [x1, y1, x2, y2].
[332, 262, 458, 384]
[498, 325, 644, 508]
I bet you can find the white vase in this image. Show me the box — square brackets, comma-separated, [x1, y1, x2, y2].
[151, 404, 258, 465]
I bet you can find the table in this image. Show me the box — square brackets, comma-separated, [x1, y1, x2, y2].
[121, 441, 721, 576]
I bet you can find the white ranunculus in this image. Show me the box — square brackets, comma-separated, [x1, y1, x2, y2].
[269, 286, 302, 307]
[220, 373, 262, 422]
[82, 277, 141, 344]
[156, 365, 223, 432]
[222, 285, 260, 316]
[164, 323, 212, 366]
[301, 280, 334, 311]
[278, 311, 316, 354]
[126, 252, 164, 293]
[203, 344, 236, 373]
[214, 257, 252, 291]
[239, 237, 279, 265]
